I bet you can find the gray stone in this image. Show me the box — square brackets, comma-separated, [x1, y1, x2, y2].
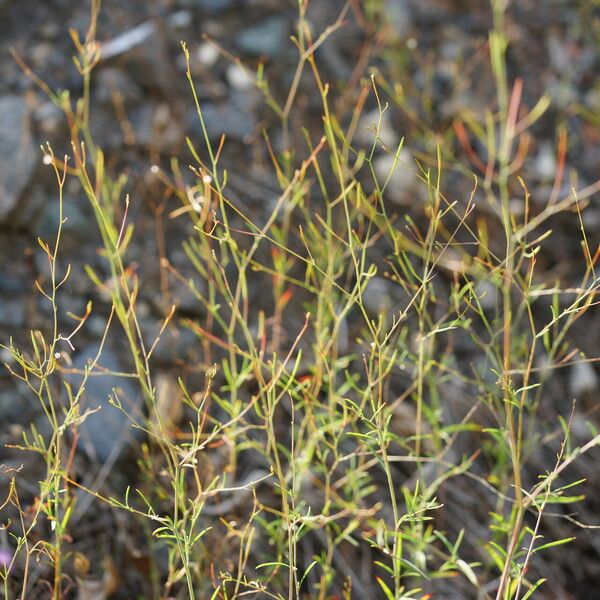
[188, 98, 255, 141]
[474, 280, 498, 312]
[373, 149, 420, 205]
[88, 104, 129, 150]
[93, 68, 143, 107]
[149, 103, 185, 152]
[180, 0, 233, 10]
[33, 100, 64, 137]
[65, 345, 144, 462]
[361, 276, 394, 318]
[534, 143, 556, 181]
[336, 316, 349, 356]
[569, 361, 597, 398]
[547, 33, 571, 73]
[386, 0, 413, 37]
[196, 42, 220, 68]
[0, 382, 34, 425]
[0, 274, 25, 294]
[0, 96, 38, 223]
[0, 298, 25, 328]
[355, 109, 399, 150]
[32, 197, 91, 246]
[172, 277, 204, 314]
[141, 319, 199, 365]
[237, 17, 288, 57]
[226, 63, 255, 91]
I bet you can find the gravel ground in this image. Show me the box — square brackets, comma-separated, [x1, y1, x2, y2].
[0, 1, 599, 598]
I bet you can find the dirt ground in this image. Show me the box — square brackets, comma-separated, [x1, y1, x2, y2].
[1, 0, 599, 598]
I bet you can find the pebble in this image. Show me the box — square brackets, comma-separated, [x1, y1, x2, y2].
[386, 0, 413, 37]
[534, 143, 556, 181]
[168, 275, 206, 316]
[182, 0, 233, 10]
[361, 276, 395, 318]
[373, 148, 419, 205]
[474, 280, 498, 312]
[65, 345, 144, 463]
[141, 320, 198, 365]
[0, 300, 25, 328]
[569, 361, 597, 398]
[93, 67, 143, 107]
[226, 63, 255, 91]
[150, 103, 185, 152]
[237, 16, 288, 57]
[33, 100, 64, 137]
[356, 108, 399, 150]
[336, 315, 349, 356]
[0, 274, 25, 294]
[0, 96, 38, 223]
[196, 42, 220, 68]
[187, 97, 255, 141]
[32, 197, 91, 247]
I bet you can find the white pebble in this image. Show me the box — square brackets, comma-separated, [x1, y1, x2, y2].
[570, 361, 597, 397]
[535, 143, 556, 180]
[356, 108, 399, 149]
[373, 149, 417, 205]
[226, 63, 255, 90]
[474, 280, 498, 311]
[197, 42, 219, 68]
[362, 276, 393, 317]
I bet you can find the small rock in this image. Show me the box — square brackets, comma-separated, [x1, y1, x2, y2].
[439, 37, 462, 62]
[361, 276, 394, 318]
[169, 9, 192, 29]
[32, 197, 91, 247]
[181, 0, 233, 10]
[196, 42, 220, 68]
[546, 77, 577, 110]
[187, 97, 255, 141]
[237, 16, 288, 57]
[373, 148, 419, 205]
[86, 315, 109, 339]
[122, 35, 174, 95]
[65, 345, 144, 462]
[226, 63, 255, 91]
[89, 103, 137, 150]
[509, 197, 526, 218]
[0, 382, 34, 425]
[0, 546, 12, 570]
[547, 33, 572, 74]
[93, 68, 143, 107]
[154, 372, 183, 427]
[128, 103, 155, 147]
[534, 143, 556, 181]
[39, 20, 60, 40]
[356, 108, 399, 149]
[170, 275, 206, 316]
[33, 100, 64, 137]
[582, 205, 600, 232]
[0, 300, 25, 329]
[0, 96, 38, 223]
[569, 361, 597, 398]
[141, 320, 198, 365]
[474, 357, 498, 388]
[474, 280, 498, 312]
[150, 103, 185, 151]
[386, 0, 413, 37]
[336, 316, 349, 356]
[0, 273, 25, 294]
[0, 346, 14, 366]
